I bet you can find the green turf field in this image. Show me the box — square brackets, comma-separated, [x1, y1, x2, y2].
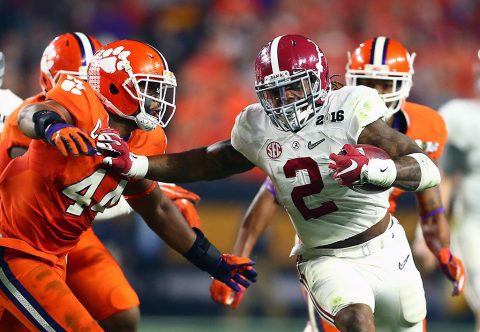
[139, 316, 474, 332]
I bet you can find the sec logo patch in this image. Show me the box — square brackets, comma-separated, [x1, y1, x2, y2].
[266, 141, 282, 159]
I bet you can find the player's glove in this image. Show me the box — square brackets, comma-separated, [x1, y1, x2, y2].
[160, 183, 201, 228]
[184, 228, 257, 292]
[329, 144, 369, 186]
[438, 248, 466, 296]
[45, 123, 96, 157]
[96, 128, 148, 178]
[210, 279, 245, 308]
[212, 254, 257, 292]
[172, 198, 201, 228]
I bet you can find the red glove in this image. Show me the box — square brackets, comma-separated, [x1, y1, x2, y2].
[438, 248, 466, 296]
[45, 123, 96, 157]
[96, 128, 148, 178]
[210, 279, 245, 308]
[328, 144, 368, 186]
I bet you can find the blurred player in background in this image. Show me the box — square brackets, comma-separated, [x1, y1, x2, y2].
[0, 52, 22, 132]
[97, 34, 443, 331]
[0, 33, 202, 331]
[0, 38, 256, 331]
[438, 49, 480, 332]
[208, 36, 465, 332]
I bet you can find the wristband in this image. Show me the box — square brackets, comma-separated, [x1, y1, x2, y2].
[420, 207, 446, 222]
[183, 227, 221, 274]
[124, 154, 149, 179]
[365, 158, 397, 187]
[32, 110, 65, 139]
[406, 153, 441, 190]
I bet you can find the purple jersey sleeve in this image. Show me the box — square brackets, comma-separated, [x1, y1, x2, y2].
[262, 177, 277, 198]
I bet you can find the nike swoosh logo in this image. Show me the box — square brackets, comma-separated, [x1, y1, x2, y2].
[337, 159, 358, 176]
[380, 167, 388, 172]
[308, 138, 325, 149]
[398, 254, 410, 270]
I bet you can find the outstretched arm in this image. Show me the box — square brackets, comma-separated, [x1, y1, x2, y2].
[98, 131, 255, 182]
[124, 179, 257, 291]
[210, 178, 280, 308]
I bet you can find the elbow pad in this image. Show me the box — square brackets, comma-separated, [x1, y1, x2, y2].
[407, 153, 441, 191]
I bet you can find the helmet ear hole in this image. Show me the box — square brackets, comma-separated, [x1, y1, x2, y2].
[109, 83, 119, 95]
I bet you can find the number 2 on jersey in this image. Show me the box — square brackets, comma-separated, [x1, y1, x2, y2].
[283, 157, 338, 220]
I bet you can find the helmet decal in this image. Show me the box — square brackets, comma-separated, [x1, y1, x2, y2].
[71, 32, 97, 67]
[369, 36, 390, 66]
[39, 32, 103, 93]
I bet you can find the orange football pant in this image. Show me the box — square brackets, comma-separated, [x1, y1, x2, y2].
[0, 247, 102, 331]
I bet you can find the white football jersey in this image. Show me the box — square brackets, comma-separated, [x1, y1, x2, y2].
[0, 89, 22, 133]
[440, 98, 480, 217]
[232, 86, 390, 249]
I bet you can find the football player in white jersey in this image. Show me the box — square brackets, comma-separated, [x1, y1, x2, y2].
[97, 34, 444, 331]
[210, 37, 466, 332]
[438, 49, 480, 331]
[0, 52, 22, 133]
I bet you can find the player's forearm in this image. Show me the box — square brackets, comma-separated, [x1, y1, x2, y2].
[392, 154, 440, 191]
[18, 103, 45, 138]
[416, 186, 451, 255]
[145, 140, 254, 182]
[129, 189, 196, 254]
[18, 101, 73, 139]
[146, 147, 214, 182]
[421, 213, 450, 256]
[232, 189, 278, 257]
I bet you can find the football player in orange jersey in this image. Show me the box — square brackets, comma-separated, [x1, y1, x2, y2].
[0, 33, 201, 331]
[207, 36, 465, 332]
[0, 39, 256, 331]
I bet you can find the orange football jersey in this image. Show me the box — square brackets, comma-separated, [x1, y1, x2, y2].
[0, 74, 166, 260]
[388, 101, 447, 213]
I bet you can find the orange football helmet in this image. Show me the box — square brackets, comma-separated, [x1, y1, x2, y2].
[87, 40, 177, 131]
[40, 32, 102, 94]
[346, 36, 415, 118]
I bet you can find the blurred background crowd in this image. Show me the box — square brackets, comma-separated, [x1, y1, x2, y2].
[0, 0, 479, 330]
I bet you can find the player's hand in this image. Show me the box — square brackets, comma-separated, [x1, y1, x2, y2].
[210, 279, 245, 308]
[173, 198, 201, 228]
[96, 128, 148, 178]
[438, 248, 466, 296]
[45, 123, 96, 157]
[329, 144, 368, 186]
[211, 254, 257, 292]
[160, 183, 201, 228]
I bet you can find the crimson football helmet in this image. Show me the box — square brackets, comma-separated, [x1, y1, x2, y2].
[346, 36, 415, 119]
[255, 34, 330, 132]
[40, 32, 102, 94]
[87, 40, 176, 131]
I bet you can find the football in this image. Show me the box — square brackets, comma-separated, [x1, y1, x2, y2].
[346, 144, 392, 194]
